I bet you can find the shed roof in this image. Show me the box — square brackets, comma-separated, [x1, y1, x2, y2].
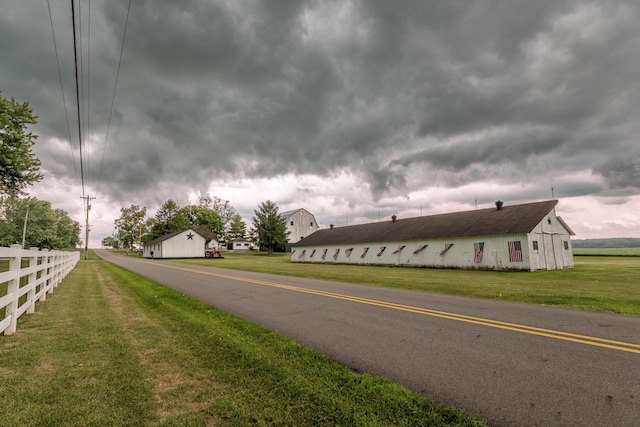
[293, 200, 561, 247]
[145, 229, 204, 246]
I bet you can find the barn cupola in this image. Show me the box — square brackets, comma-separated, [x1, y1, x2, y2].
[391, 215, 397, 222]
[495, 200, 504, 210]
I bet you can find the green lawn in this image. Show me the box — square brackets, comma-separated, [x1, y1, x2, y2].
[0, 258, 486, 426]
[4, 250, 638, 425]
[171, 252, 640, 315]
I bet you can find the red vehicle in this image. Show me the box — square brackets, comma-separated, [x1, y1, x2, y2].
[205, 249, 224, 258]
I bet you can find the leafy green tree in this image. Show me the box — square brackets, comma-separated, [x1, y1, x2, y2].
[54, 208, 81, 248]
[179, 204, 224, 237]
[177, 204, 223, 247]
[141, 217, 156, 243]
[0, 196, 79, 249]
[115, 205, 147, 252]
[199, 195, 237, 241]
[229, 214, 247, 239]
[252, 200, 289, 255]
[0, 91, 43, 196]
[101, 235, 120, 249]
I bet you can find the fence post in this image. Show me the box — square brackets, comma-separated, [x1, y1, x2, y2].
[53, 251, 62, 288]
[26, 248, 38, 314]
[5, 244, 23, 336]
[43, 250, 54, 295]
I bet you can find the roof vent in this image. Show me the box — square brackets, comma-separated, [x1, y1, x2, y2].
[391, 215, 397, 222]
[329, 224, 334, 229]
[495, 200, 504, 210]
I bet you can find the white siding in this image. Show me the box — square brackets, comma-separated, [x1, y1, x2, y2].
[528, 208, 574, 270]
[293, 234, 536, 271]
[284, 209, 319, 243]
[143, 230, 206, 259]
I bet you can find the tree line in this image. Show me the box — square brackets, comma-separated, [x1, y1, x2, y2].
[0, 91, 80, 249]
[571, 238, 640, 248]
[108, 199, 289, 255]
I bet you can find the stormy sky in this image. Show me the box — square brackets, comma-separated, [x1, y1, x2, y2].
[1, 0, 640, 245]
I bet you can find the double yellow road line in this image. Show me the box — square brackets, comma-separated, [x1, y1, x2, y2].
[142, 259, 640, 355]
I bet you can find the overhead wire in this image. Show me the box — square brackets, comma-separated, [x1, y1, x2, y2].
[85, 0, 92, 189]
[96, 0, 133, 194]
[47, 0, 78, 185]
[47, 0, 132, 247]
[71, 0, 86, 201]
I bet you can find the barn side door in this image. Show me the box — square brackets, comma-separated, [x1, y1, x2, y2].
[543, 234, 557, 270]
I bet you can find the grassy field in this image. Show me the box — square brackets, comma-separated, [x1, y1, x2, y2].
[3, 249, 638, 425]
[0, 256, 487, 426]
[573, 247, 640, 256]
[162, 251, 640, 315]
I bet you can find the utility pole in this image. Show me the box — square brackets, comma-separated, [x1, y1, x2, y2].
[81, 195, 96, 260]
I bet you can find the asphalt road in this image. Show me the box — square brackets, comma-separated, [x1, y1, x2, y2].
[95, 250, 640, 427]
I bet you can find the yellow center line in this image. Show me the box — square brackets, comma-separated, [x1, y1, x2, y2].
[131, 257, 640, 354]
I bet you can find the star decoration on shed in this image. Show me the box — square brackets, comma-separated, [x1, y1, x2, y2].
[186, 233, 194, 240]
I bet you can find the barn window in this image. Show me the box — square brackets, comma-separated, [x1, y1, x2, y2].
[564, 241, 569, 250]
[290, 221, 294, 226]
[310, 221, 313, 226]
[532, 241, 539, 250]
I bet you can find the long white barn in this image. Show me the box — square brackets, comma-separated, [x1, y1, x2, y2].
[291, 200, 574, 271]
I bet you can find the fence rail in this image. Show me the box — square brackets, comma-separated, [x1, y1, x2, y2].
[0, 244, 79, 336]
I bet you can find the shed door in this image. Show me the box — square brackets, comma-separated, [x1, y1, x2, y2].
[543, 234, 557, 270]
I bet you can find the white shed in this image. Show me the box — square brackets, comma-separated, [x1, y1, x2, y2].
[143, 229, 206, 259]
[291, 200, 575, 272]
[228, 237, 252, 253]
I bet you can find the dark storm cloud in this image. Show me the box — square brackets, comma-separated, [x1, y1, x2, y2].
[1, 0, 639, 207]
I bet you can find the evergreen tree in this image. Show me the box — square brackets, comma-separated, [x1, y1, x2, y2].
[148, 199, 188, 240]
[252, 200, 289, 255]
[229, 214, 247, 239]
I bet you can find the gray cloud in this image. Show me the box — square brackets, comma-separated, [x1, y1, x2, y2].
[1, 0, 639, 220]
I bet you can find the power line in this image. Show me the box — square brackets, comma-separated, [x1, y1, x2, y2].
[71, 0, 86, 200]
[47, 0, 78, 185]
[97, 0, 132, 193]
[86, 0, 92, 188]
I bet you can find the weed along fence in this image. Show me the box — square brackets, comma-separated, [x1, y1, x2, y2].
[0, 244, 80, 336]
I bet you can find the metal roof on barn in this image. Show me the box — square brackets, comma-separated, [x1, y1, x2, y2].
[292, 200, 561, 247]
[280, 208, 317, 221]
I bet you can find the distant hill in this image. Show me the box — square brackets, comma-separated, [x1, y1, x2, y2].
[571, 238, 640, 248]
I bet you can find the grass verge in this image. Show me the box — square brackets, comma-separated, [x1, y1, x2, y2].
[0, 258, 487, 426]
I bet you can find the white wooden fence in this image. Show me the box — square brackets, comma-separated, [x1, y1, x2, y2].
[0, 244, 80, 336]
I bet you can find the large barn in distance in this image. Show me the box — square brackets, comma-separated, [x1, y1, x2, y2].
[291, 200, 574, 271]
[281, 208, 319, 244]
